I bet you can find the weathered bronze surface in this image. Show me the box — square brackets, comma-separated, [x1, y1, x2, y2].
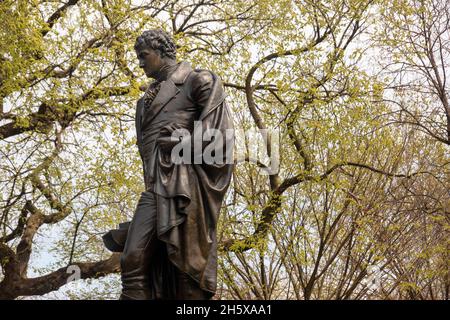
[102, 29, 234, 300]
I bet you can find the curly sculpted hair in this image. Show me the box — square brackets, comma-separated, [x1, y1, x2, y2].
[134, 29, 177, 60]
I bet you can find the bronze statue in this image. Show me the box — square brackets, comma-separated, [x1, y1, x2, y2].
[102, 29, 234, 300]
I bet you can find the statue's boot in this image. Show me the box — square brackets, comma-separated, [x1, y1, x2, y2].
[119, 287, 153, 300]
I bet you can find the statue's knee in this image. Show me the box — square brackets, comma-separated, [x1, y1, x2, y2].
[120, 249, 141, 272]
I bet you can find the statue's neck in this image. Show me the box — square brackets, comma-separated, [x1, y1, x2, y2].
[155, 61, 178, 82]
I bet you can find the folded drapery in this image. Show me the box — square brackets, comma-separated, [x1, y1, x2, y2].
[102, 222, 130, 252]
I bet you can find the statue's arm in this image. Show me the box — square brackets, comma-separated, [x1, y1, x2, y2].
[156, 70, 215, 153]
[191, 70, 214, 109]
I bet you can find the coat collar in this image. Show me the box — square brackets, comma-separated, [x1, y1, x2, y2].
[139, 62, 191, 128]
[170, 61, 192, 84]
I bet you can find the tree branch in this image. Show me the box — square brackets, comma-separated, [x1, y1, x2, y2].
[221, 161, 430, 253]
[42, 0, 80, 37]
[0, 253, 121, 299]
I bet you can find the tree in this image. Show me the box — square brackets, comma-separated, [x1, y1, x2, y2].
[377, 0, 450, 145]
[0, 0, 448, 300]
[0, 0, 275, 300]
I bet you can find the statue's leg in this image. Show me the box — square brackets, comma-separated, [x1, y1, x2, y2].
[175, 271, 212, 300]
[120, 191, 158, 300]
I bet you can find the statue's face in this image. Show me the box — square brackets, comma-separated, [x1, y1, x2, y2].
[135, 45, 162, 79]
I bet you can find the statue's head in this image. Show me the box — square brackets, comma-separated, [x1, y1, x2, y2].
[134, 29, 177, 78]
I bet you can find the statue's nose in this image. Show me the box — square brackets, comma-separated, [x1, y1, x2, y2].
[139, 60, 145, 68]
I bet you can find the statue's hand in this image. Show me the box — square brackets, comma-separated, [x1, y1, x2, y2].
[157, 123, 189, 152]
[156, 135, 181, 153]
